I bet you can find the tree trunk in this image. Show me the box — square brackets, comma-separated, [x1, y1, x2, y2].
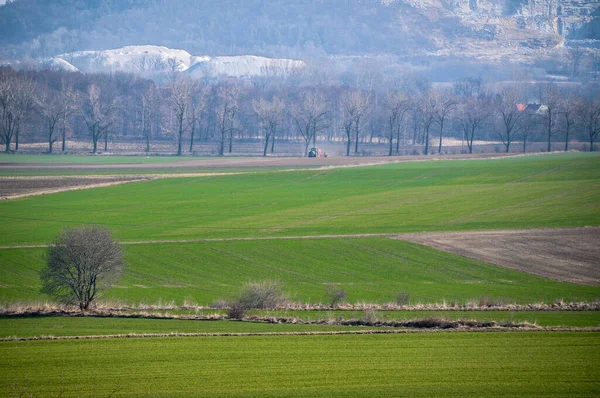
[271, 133, 275, 153]
[189, 122, 195, 153]
[104, 134, 108, 152]
[14, 124, 19, 151]
[177, 119, 183, 156]
[219, 130, 225, 156]
[564, 129, 569, 152]
[388, 136, 393, 156]
[591, 136, 595, 152]
[424, 129, 429, 155]
[354, 125, 359, 154]
[61, 117, 66, 152]
[437, 120, 444, 154]
[228, 130, 233, 153]
[263, 134, 269, 157]
[92, 138, 98, 154]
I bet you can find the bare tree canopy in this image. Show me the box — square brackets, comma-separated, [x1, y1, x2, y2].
[40, 225, 124, 311]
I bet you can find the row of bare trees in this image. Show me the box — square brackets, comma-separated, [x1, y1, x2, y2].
[1, 66, 599, 156]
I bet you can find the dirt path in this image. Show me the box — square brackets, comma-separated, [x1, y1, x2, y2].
[1, 227, 598, 286]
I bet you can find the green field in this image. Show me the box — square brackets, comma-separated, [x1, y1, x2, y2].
[1, 153, 599, 396]
[2, 238, 598, 304]
[0, 311, 598, 339]
[0, 317, 396, 338]
[0, 153, 598, 246]
[1, 332, 598, 397]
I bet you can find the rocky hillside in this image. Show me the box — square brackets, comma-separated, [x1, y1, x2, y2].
[0, 0, 597, 77]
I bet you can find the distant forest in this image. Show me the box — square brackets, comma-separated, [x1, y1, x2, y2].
[0, 0, 424, 59]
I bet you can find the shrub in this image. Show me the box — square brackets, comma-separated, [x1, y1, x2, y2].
[395, 291, 410, 306]
[324, 284, 346, 308]
[235, 280, 287, 310]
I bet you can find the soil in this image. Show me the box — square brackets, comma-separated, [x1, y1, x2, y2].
[1, 152, 533, 171]
[0, 175, 152, 200]
[394, 227, 600, 286]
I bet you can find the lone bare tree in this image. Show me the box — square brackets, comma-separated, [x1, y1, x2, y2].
[40, 225, 124, 311]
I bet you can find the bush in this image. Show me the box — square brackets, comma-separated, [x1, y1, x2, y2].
[395, 291, 410, 306]
[325, 284, 346, 308]
[235, 280, 287, 310]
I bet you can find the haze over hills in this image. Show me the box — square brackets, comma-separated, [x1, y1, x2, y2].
[0, 0, 599, 80]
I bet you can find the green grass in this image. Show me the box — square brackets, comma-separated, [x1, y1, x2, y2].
[0, 153, 598, 246]
[2, 239, 598, 304]
[255, 310, 600, 327]
[0, 311, 598, 339]
[0, 317, 392, 338]
[1, 332, 598, 397]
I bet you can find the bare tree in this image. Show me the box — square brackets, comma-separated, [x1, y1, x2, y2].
[538, 84, 562, 152]
[253, 96, 284, 157]
[453, 76, 483, 98]
[37, 81, 76, 153]
[0, 71, 36, 152]
[458, 97, 490, 154]
[167, 74, 199, 156]
[385, 90, 409, 156]
[216, 83, 240, 156]
[340, 90, 370, 156]
[80, 84, 119, 154]
[577, 97, 600, 152]
[494, 88, 524, 153]
[561, 93, 578, 152]
[291, 90, 328, 156]
[419, 92, 438, 155]
[188, 88, 207, 153]
[40, 225, 124, 311]
[434, 95, 456, 154]
[137, 85, 160, 153]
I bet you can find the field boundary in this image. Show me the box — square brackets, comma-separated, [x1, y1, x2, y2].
[2, 326, 599, 343]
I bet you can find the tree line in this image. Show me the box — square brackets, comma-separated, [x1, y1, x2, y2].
[1, 66, 599, 156]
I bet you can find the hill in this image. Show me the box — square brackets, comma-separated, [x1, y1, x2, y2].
[0, 0, 598, 78]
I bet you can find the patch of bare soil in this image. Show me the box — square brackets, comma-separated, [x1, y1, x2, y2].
[395, 227, 600, 286]
[0, 175, 152, 200]
[0, 152, 526, 171]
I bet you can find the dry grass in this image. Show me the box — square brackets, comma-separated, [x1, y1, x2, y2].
[2, 299, 599, 317]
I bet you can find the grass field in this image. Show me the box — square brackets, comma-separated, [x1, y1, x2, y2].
[0, 317, 395, 338]
[0, 153, 599, 246]
[0, 311, 598, 339]
[1, 153, 599, 396]
[2, 238, 598, 304]
[1, 332, 598, 397]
